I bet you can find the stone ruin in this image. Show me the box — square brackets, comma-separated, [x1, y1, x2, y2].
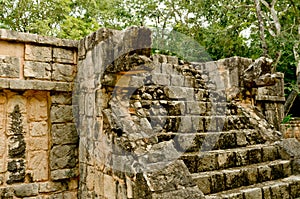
[0, 27, 300, 199]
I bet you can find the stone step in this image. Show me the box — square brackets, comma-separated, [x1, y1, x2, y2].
[180, 144, 280, 173]
[147, 115, 252, 133]
[192, 159, 291, 195]
[205, 175, 300, 199]
[173, 129, 266, 152]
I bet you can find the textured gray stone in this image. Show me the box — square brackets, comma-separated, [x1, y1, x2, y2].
[52, 63, 75, 82]
[53, 48, 75, 64]
[14, 184, 38, 197]
[0, 56, 20, 78]
[50, 145, 77, 169]
[51, 105, 73, 123]
[24, 61, 51, 79]
[50, 168, 79, 181]
[52, 123, 78, 145]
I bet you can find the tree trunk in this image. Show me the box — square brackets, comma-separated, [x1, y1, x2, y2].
[254, 0, 268, 56]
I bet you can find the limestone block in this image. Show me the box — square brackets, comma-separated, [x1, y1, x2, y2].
[186, 102, 207, 115]
[151, 73, 170, 86]
[52, 123, 78, 145]
[53, 48, 75, 64]
[51, 168, 78, 180]
[8, 79, 73, 91]
[171, 75, 185, 87]
[257, 165, 271, 182]
[161, 63, 173, 74]
[269, 182, 289, 199]
[192, 174, 211, 194]
[103, 174, 116, 199]
[25, 45, 52, 62]
[51, 93, 72, 105]
[0, 41, 24, 57]
[223, 169, 245, 189]
[52, 63, 75, 82]
[24, 61, 51, 79]
[14, 184, 39, 197]
[0, 56, 20, 78]
[210, 172, 226, 193]
[50, 145, 77, 170]
[28, 96, 48, 121]
[242, 188, 262, 199]
[7, 95, 27, 115]
[30, 121, 48, 137]
[178, 116, 193, 133]
[27, 137, 49, 151]
[39, 181, 66, 193]
[164, 86, 193, 100]
[50, 105, 73, 123]
[28, 151, 49, 181]
[144, 160, 194, 192]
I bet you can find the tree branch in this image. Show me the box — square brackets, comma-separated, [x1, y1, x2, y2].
[254, 0, 268, 56]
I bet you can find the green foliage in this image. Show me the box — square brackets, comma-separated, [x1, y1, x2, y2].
[0, 0, 298, 88]
[282, 114, 292, 124]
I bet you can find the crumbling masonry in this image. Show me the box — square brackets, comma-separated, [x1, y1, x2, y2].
[0, 27, 300, 199]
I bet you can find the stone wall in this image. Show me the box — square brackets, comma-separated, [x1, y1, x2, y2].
[0, 27, 288, 199]
[0, 29, 79, 198]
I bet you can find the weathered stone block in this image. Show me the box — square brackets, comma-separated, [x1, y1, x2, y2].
[151, 73, 170, 86]
[53, 48, 75, 64]
[0, 40, 24, 57]
[27, 137, 48, 151]
[186, 102, 207, 115]
[28, 95, 48, 121]
[29, 121, 48, 137]
[51, 93, 72, 105]
[269, 182, 289, 199]
[211, 171, 225, 193]
[192, 174, 211, 194]
[50, 145, 77, 170]
[144, 160, 194, 192]
[257, 165, 271, 182]
[52, 63, 75, 82]
[52, 123, 78, 145]
[241, 187, 262, 199]
[197, 152, 218, 172]
[171, 75, 185, 86]
[14, 184, 39, 197]
[0, 56, 20, 78]
[50, 168, 78, 180]
[28, 151, 49, 181]
[51, 105, 73, 123]
[24, 61, 51, 79]
[39, 181, 66, 193]
[25, 45, 52, 62]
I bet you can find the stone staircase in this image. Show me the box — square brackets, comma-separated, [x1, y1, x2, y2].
[177, 104, 300, 198]
[98, 53, 300, 198]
